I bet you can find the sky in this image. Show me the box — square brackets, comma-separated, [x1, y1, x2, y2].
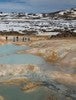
[0, 0, 76, 13]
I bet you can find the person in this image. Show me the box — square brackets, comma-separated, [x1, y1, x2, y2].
[16, 36, 19, 41]
[6, 36, 8, 41]
[28, 37, 30, 41]
[25, 37, 27, 41]
[13, 37, 15, 42]
[22, 37, 24, 42]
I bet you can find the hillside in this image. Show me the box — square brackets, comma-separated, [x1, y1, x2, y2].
[45, 8, 76, 20]
[0, 8, 76, 36]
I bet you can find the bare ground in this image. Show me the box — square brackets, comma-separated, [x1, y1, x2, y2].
[23, 38, 76, 86]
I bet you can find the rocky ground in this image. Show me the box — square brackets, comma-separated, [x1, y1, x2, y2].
[17, 38, 76, 86]
[25, 39, 76, 68]
[0, 64, 76, 100]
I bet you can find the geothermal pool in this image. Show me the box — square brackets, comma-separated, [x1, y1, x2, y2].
[0, 44, 61, 72]
[0, 44, 45, 64]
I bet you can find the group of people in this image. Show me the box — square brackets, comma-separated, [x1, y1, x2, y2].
[5, 36, 30, 42]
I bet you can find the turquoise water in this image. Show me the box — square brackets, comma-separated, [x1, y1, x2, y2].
[0, 44, 27, 55]
[0, 44, 45, 64]
[0, 54, 45, 64]
[0, 85, 48, 100]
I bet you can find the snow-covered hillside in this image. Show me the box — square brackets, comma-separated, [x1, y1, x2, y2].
[0, 8, 76, 35]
